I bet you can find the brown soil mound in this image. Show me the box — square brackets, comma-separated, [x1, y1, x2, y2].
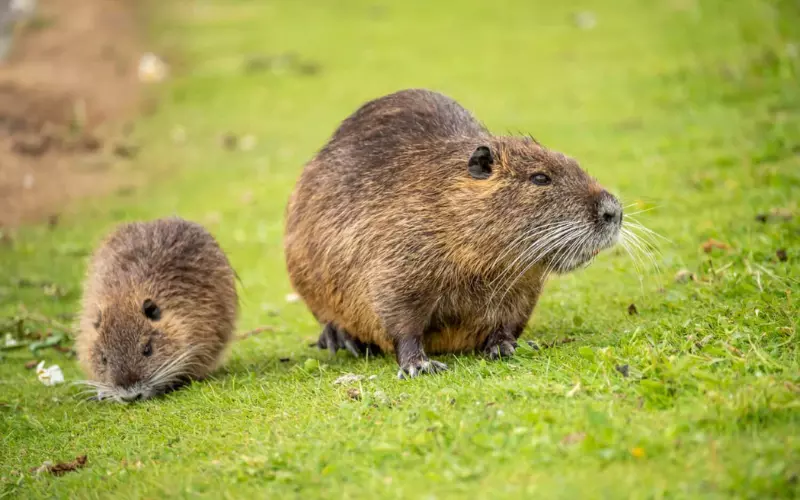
[0, 0, 143, 228]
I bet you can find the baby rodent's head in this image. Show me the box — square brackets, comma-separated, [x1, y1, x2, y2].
[77, 217, 237, 403]
[445, 137, 622, 275]
[85, 294, 196, 402]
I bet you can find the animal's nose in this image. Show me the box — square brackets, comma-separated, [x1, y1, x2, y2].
[597, 191, 622, 225]
[121, 393, 142, 402]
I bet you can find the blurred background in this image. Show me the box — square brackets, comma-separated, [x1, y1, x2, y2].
[1, 0, 798, 359]
[0, 0, 797, 326]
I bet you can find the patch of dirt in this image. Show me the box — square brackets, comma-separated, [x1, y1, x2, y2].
[0, 0, 144, 228]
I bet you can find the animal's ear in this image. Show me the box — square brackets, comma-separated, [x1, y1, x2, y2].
[468, 146, 493, 179]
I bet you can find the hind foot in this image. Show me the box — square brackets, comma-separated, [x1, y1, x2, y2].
[314, 323, 382, 358]
[482, 328, 518, 360]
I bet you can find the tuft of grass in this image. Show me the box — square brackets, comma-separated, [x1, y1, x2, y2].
[1, 0, 799, 498]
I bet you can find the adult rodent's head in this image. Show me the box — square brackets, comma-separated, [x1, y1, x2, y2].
[77, 218, 238, 402]
[440, 137, 622, 275]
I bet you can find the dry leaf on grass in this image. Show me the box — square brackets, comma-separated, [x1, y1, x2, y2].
[235, 326, 276, 342]
[31, 455, 87, 476]
[333, 373, 364, 385]
[701, 238, 730, 253]
[755, 208, 794, 223]
[674, 269, 696, 283]
[346, 387, 361, 400]
[566, 381, 581, 397]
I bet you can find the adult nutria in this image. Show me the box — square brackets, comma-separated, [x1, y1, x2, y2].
[76, 217, 238, 401]
[284, 89, 623, 378]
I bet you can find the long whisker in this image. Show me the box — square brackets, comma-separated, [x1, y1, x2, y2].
[495, 226, 591, 305]
[624, 206, 661, 217]
[625, 219, 671, 245]
[488, 221, 581, 283]
[147, 347, 212, 390]
[150, 359, 207, 384]
[149, 349, 198, 381]
[619, 235, 645, 295]
[490, 222, 580, 284]
[623, 228, 662, 276]
[546, 228, 592, 280]
[487, 227, 580, 299]
[489, 223, 586, 297]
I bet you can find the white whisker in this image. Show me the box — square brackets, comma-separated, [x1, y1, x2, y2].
[488, 221, 581, 287]
[624, 206, 660, 217]
[624, 229, 662, 276]
[495, 225, 592, 305]
[625, 219, 671, 245]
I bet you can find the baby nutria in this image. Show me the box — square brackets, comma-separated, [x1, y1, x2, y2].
[76, 217, 238, 401]
[284, 88, 623, 379]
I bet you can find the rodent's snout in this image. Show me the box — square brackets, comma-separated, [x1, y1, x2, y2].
[596, 190, 622, 227]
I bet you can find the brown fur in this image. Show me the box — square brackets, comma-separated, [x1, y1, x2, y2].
[284, 89, 622, 376]
[76, 217, 238, 400]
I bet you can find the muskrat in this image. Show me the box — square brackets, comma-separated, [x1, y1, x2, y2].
[76, 217, 238, 401]
[284, 89, 623, 378]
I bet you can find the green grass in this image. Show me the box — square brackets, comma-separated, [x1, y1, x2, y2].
[2, 0, 799, 497]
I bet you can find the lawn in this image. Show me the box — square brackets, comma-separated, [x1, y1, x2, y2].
[2, 0, 799, 498]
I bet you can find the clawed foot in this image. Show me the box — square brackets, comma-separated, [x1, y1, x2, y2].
[313, 323, 382, 358]
[482, 329, 518, 360]
[394, 336, 447, 379]
[397, 358, 448, 379]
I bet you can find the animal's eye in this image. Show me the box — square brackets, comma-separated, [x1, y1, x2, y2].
[101, 354, 108, 366]
[93, 310, 102, 329]
[531, 173, 551, 186]
[142, 299, 161, 321]
[142, 340, 153, 357]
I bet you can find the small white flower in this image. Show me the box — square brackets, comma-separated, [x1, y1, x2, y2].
[285, 293, 300, 303]
[36, 361, 65, 386]
[138, 53, 168, 83]
[4, 333, 19, 347]
[11, 0, 37, 17]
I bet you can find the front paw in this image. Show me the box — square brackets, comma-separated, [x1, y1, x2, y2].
[482, 329, 518, 360]
[484, 340, 517, 360]
[397, 358, 448, 379]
